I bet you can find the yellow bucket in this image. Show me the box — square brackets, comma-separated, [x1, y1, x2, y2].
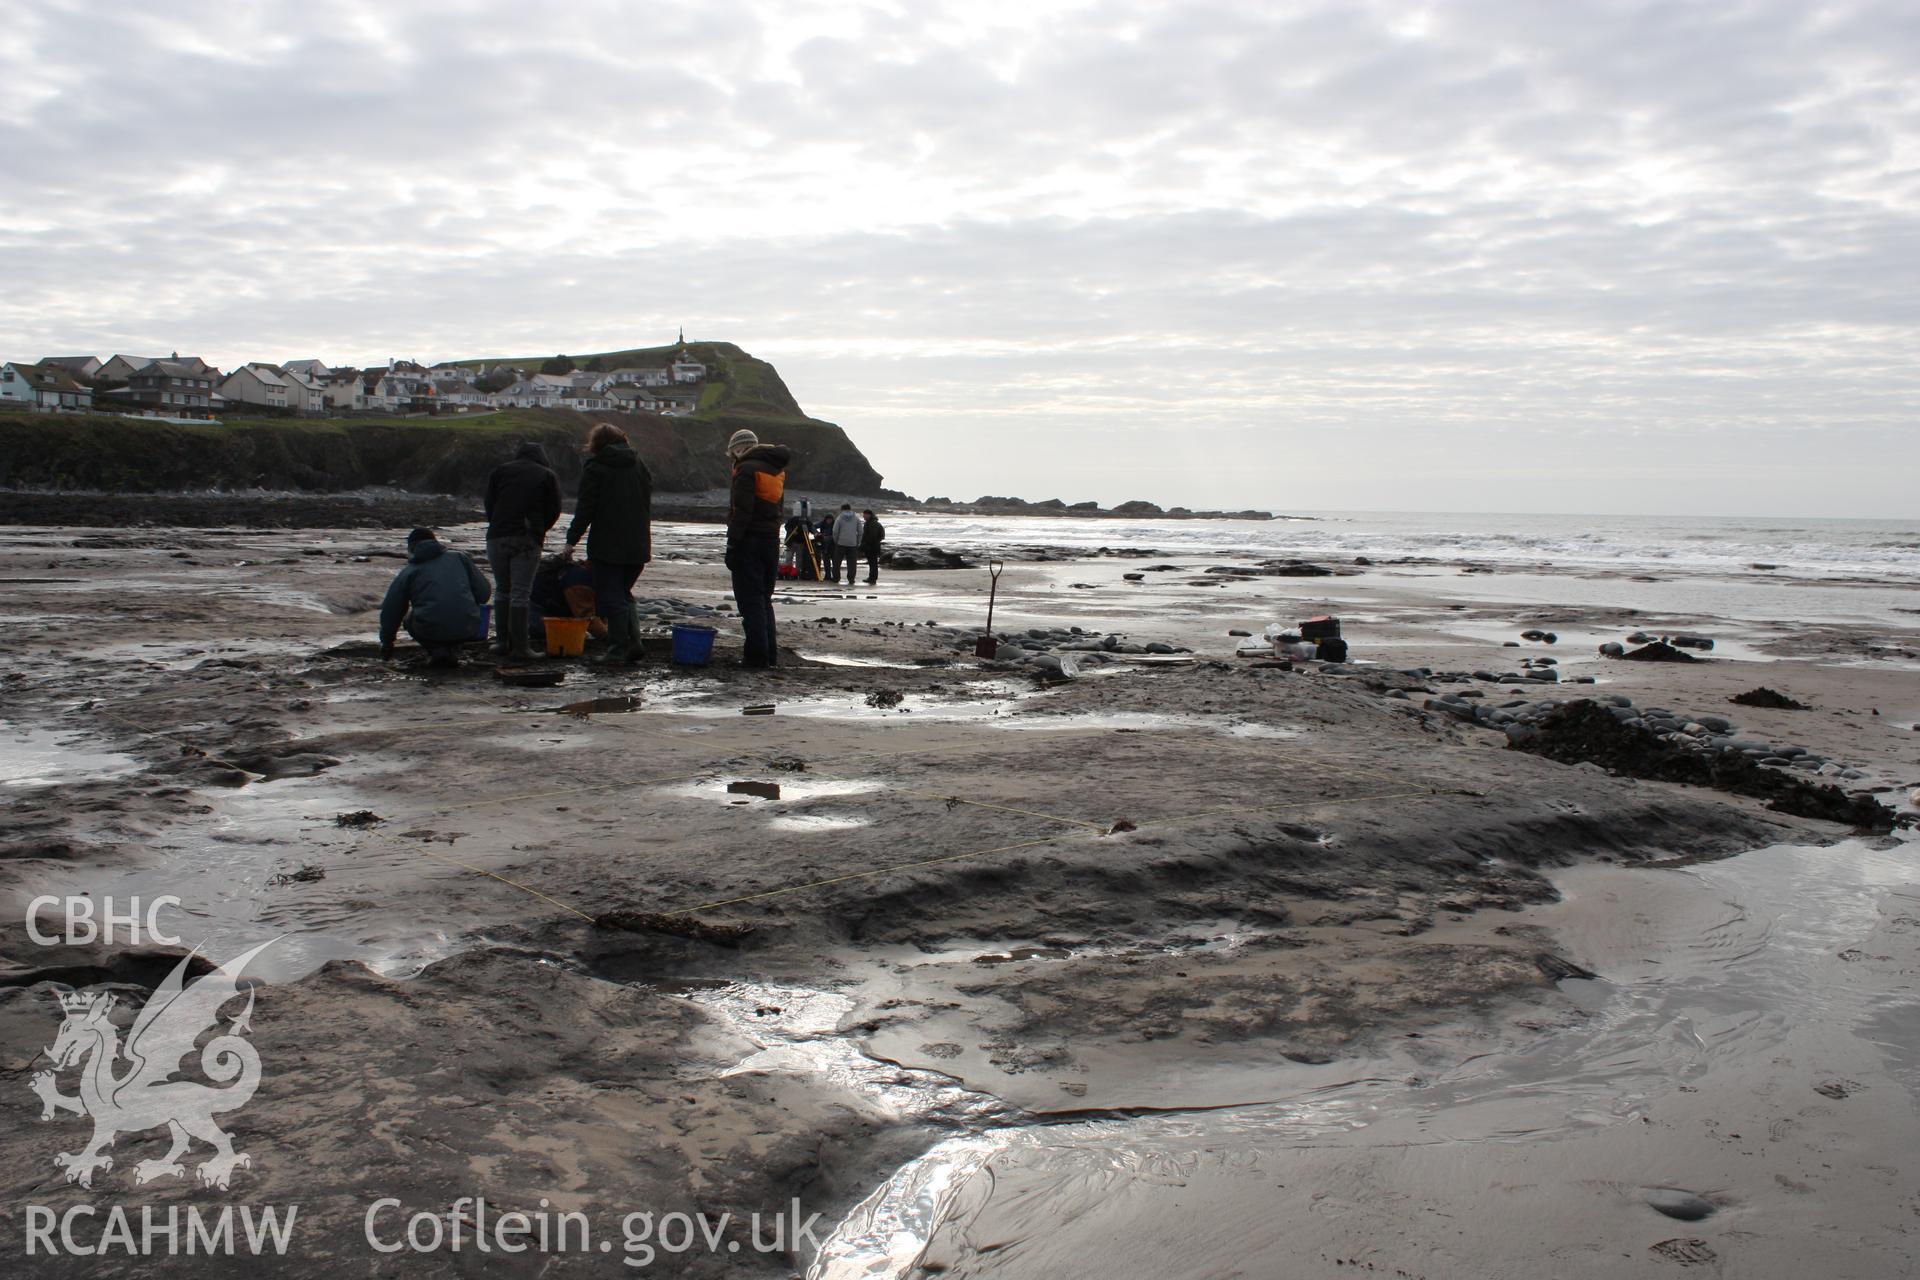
[544, 616, 590, 658]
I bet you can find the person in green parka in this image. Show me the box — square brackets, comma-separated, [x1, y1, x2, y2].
[562, 422, 653, 664]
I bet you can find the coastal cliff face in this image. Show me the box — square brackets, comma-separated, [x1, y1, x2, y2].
[0, 410, 883, 496]
[0, 342, 887, 497]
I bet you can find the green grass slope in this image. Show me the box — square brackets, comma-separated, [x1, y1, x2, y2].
[0, 404, 883, 497]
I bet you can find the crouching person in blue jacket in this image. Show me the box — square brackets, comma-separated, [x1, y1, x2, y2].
[379, 527, 492, 668]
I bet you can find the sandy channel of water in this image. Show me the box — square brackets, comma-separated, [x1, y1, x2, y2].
[801, 837, 1920, 1278]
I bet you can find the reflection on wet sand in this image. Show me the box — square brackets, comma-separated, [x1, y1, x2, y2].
[809, 839, 1920, 1278]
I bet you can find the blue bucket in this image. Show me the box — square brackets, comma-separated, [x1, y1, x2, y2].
[670, 624, 717, 666]
[474, 604, 492, 642]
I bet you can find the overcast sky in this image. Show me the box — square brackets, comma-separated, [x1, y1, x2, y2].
[5, 1, 1917, 517]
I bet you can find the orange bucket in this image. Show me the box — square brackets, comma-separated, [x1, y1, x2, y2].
[544, 616, 591, 658]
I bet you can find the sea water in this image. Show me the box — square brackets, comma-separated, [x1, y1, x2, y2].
[876, 510, 1920, 581]
[655, 509, 1920, 630]
[652, 510, 1919, 581]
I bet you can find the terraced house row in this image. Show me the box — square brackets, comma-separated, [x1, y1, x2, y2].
[1, 347, 708, 421]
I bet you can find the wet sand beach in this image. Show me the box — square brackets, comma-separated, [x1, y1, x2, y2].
[1, 516, 1917, 1277]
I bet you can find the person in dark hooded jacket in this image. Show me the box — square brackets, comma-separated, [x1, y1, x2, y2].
[816, 513, 837, 579]
[379, 527, 492, 667]
[859, 509, 885, 585]
[724, 428, 793, 667]
[563, 422, 653, 664]
[484, 441, 563, 659]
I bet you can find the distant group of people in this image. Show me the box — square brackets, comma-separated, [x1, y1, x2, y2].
[783, 502, 885, 585]
[376, 421, 880, 668]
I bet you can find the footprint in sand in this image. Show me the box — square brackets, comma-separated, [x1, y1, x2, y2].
[1814, 1078, 1863, 1100]
[1650, 1238, 1717, 1266]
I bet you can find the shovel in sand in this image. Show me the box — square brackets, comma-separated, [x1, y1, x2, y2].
[974, 560, 1005, 658]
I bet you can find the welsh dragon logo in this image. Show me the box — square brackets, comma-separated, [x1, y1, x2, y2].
[30, 940, 273, 1190]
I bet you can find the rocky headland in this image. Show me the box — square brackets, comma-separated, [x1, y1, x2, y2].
[0, 342, 886, 523]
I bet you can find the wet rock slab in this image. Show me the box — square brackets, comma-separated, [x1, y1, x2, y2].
[1509, 700, 1895, 830]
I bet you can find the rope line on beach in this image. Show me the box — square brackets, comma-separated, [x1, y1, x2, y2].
[802, 730, 1432, 834]
[429, 770, 712, 815]
[90, 705, 280, 782]
[670, 785, 1462, 915]
[679, 705, 1434, 835]
[861, 788, 1112, 832]
[86, 697, 1091, 925]
[95, 692, 1148, 825]
[934, 796, 1110, 831]
[93, 680, 1426, 810]
[90, 700, 721, 819]
[85, 700, 618, 923]
[98, 659, 1428, 830]
[406, 845, 602, 925]
[312, 703, 1142, 833]
[100, 690, 1423, 834]
[85, 680, 1477, 930]
[411, 722, 1128, 828]
[675, 836, 1067, 912]
[1187, 741, 1416, 793]
[1151, 785, 1474, 827]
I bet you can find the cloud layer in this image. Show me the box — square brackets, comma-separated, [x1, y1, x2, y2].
[5, 0, 1916, 514]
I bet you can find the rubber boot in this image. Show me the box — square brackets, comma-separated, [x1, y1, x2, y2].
[507, 605, 534, 661]
[596, 611, 635, 665]
[623, 611, 644, 665]
[489, 616, 511, 656]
